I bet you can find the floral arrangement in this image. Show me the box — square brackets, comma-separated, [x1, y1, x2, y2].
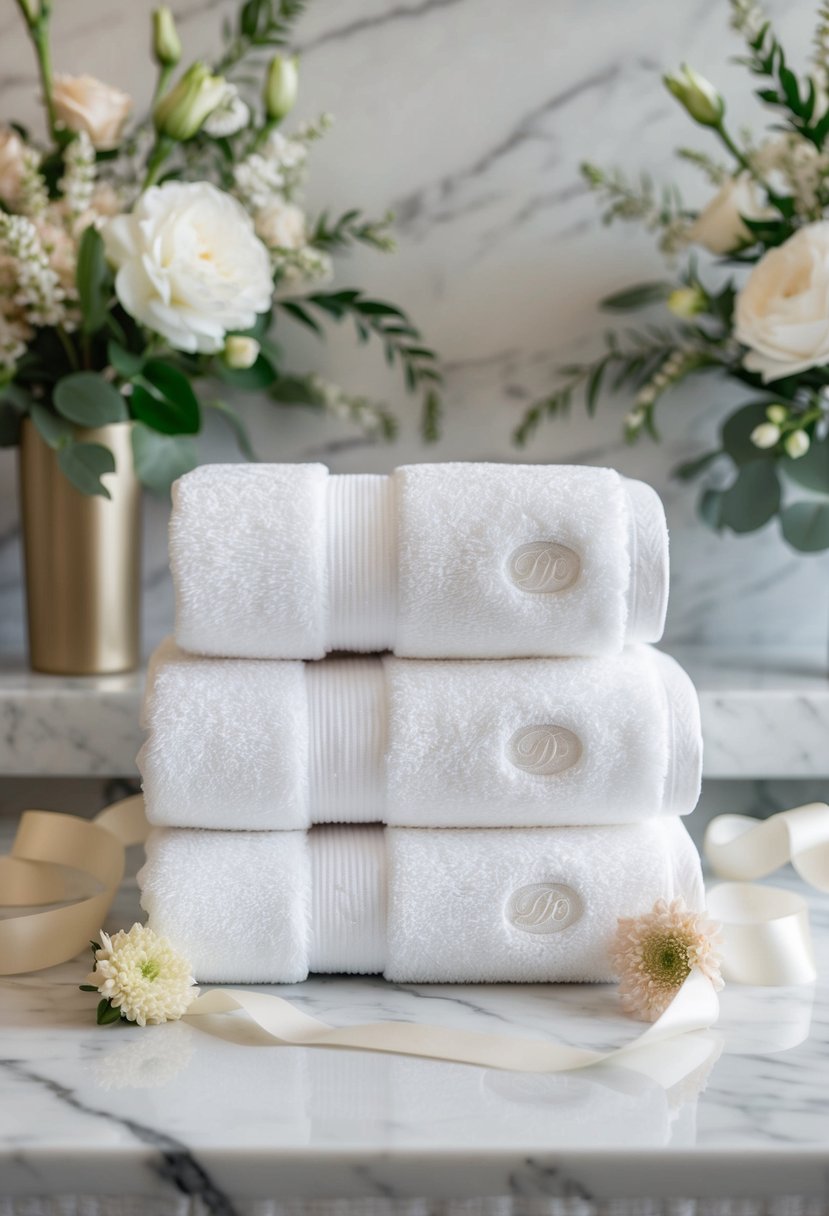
[517, 0, 829, 552]
[0, 0, 441, 496]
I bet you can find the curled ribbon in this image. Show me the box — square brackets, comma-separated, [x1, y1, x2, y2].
[0, 798, 826, 1072]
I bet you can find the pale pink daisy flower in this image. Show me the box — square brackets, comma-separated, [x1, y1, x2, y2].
[611, 898, 723, 1022]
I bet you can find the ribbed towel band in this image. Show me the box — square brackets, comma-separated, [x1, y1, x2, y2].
[624, 479, 670, 645]
[327, 475, 397, 651]
[306, 658, 387, 822]
[308, 824, 387, 974]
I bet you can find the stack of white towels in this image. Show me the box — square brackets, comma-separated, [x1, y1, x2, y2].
[138, 462, 704, 985]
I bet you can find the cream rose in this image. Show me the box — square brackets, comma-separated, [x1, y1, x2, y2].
[254, 200, 306, 250]
[53, 75, 132, 150]
[688, 174, 774, 255]
[103, 181, 273, 353]
[0, 127, 27, 205]
[734, 221, 829, 382]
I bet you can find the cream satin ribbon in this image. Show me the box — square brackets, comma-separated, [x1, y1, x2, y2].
[1, 798, 826, 1073]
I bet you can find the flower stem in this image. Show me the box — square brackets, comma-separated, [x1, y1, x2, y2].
[715, 122, 776, 197]
[16, 0, 61, 147]
[55, 325, 79, 371]
[152, 63, 174, 107]
[142, 135, 174, 191]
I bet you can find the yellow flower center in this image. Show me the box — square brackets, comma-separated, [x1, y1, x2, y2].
[641, 932, 691, 988]
[140, 958, 161, 981]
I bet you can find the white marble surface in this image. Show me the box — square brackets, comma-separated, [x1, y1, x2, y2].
[1, 849, 827, 1206]
[0, 0, 828, 662]
[1, 648, 827, 779]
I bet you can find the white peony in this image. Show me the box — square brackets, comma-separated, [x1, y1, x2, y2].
[255, 200, 307, 250]
[734, 221, 829, 382]
[103, 181, 273, 353]
[688, 173, 774, 255]
[53, 74, 132, 150]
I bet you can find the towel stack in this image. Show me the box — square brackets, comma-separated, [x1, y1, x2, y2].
[138, 463, 704, 984]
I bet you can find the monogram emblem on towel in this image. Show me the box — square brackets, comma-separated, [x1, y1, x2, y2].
[507, 541, 580, 593]
[506, 883, 583, 935]
[508, 725, 582, 776]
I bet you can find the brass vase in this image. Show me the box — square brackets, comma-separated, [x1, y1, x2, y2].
[19, 419, 141, 675]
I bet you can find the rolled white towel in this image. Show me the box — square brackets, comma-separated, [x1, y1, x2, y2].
[138, 819, 703, 983]
[139, 642, 701, 830]
[170, 463, 669, 659]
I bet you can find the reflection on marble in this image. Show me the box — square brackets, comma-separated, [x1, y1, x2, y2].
[0, 0, 827, 665]
[1, 844, 828, 1205]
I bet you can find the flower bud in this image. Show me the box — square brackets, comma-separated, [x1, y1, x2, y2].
[750, 422, 781, 449]
[264, 54, 299, 123]
[765, 404, 788, 425]
[667, 285, 707, 318]
[154, 63, 227, 141]
[224, 335, 260, 369]
[784, 429, 810, 459]
[664, 65, 724, 128]
[152, 7, 182, 68]
[19, 0, 39, 20]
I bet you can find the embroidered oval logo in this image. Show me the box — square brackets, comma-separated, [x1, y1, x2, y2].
[506, 883, 583, 935]
[508, 724, 582, 776]
[507, 541, 580, 594]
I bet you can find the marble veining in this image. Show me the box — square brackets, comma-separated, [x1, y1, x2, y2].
[1, 836, 828, 1205]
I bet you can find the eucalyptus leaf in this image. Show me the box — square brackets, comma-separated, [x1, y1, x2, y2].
[57, 441, 116, 498]
[131, 423, 198, 495]
[54, 372, 127, 427]
[599, 282, 673, 312]
[30, 402, 73, 449]
[673, 449, 722, 482]
[780, 434, 829, 493]
[780, 500, 829, 552]
[698, 487, 725, 531]
[205, 400, 256, 461]
[720, 400, 776, 465]
[107, 340, 145, 380]
[131, 361, 200, 435]
[718, 459, 781, 534]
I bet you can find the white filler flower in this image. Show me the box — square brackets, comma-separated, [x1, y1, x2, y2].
[735, 221, 829, 381]
[87, 923, 198, 1026]
[103, 181, 273, 353]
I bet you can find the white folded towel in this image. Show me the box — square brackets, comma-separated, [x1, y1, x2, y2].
[138, 819, 703, 983]
[170, 463, 669, 659]
[139, 642, 701, 830]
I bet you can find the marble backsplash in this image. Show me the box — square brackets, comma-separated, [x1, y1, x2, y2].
[0, 0, 827, 658]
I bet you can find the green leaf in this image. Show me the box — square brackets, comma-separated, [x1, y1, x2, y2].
[673, 449, 722, 482]
[57, 440, 116, 497]
[280, 300, 324, 336]
[720, 400, 776, 465]
[131, 423, 198, 495]
[780, 434, 829, 494]
[131, 360, 201, 435]
[718, 460, 781, 534]
[780, 500, 829, 552]
[0, 401, 22, 446]
[76, 226, 111, 335]
[205, 399, 256, 461]
[54, 373, 127, 427]
[79, 984, 99, 992]
[30, 403, 73, 449]
[599, 282, 673, 312]
[216, 354, 277, 390]
[421, 388, 441, 443]
[107, 340, 145, 379]
[96, 998, 123, 1026]
[699, 487, 725, 531]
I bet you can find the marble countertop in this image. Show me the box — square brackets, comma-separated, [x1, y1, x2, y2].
[1, 850, 827, 1207]
[0, 647, 827, 780]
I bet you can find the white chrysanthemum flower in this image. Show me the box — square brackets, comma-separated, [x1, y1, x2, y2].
[203, 84, 250, 138]
[610, 898, 723, 1022]
[86, 923, 198, 1027]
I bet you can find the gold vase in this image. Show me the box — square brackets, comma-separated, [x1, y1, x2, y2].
[19, 419, 141, 675]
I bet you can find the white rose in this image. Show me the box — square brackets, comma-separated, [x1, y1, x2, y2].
[103, 182, 273, 354]
[0, 127, 27, 205]
[53, 74, 132, 150]
[734, 221, 829, 382]
[255, 201, 306, 250]
[688, 174, 774, 255]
